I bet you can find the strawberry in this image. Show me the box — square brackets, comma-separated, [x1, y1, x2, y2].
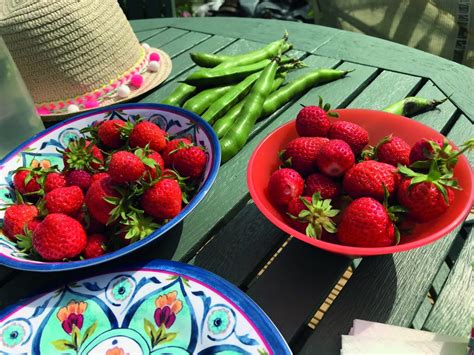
[286, 193, 339, 238]
[282, 137, 329, 175]
[62, 139, 104, 172]
[268, 168, 304, 208]
[44, 172, 67, 193]
[162, 138, 193, 167]
[108, 151, 145, 183]
[2, 204, 39, 240]
[315, 139, 355, 177]
[13, 169, 41, 195]
[98, 119, 126, 149]
[337, 197, 396, 247]
[141, 179, 182, 220]
[85, 177, 120, 225]
[362, 135, 410, 167]
[134, 148, 165, 182]
[409, 138, 445, 166]
[304, 173, 341, 199]
[66, 170, 92, 191]
[397, 164, 457, 222]
[129, 121, 167, 152]
[296, 98, 338, 137]
[91, 172, 110, 184]
[44, 186, 84, 216]
[343, 160, 399, 201]
[83, 234, 107, 259]
[146, 151, 165, 180]
[32, 213, 87, 261]
[168, 143, 207, 178]
[327, 121, 369, 155]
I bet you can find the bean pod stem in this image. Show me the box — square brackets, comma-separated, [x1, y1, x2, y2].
[382, 96, 448, 117]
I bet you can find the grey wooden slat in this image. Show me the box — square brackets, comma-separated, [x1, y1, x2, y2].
[411, 81, 458, 133]
[189, 201, 287, 287]
[445, 114, 474, 166]
[135, 27, 167, 42]
[347, 70, 422, 109]
[146, 28, 189, 48]
[430, 262, 450, 298]
[412, 297, 434, 330]
[423, 227, 473, 337]
[299, 226, 462, 355]
[160, 31, 211, 58]
[246, 239, 351, 342]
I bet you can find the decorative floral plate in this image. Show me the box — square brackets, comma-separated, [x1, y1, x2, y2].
[0, 260, 291, 354]
[0, 104, 220, 272]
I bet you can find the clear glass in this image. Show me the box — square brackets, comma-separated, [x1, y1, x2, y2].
[0, 37, 44, 159]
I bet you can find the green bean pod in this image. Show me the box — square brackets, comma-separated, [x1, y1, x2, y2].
[261, 68, 351, 117]
[161, 83, 196, 106]
[182, 85, 232, 115]
[190, 36, 291, 68]
[213, 73, 287, 138]
[201, 72, 261, 123]
[220, 58, 280, 162]
[382, 96, 448, 117]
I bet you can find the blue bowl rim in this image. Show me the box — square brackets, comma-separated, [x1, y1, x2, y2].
[0, 259, 291, 353]
[0, 103, 221, 272]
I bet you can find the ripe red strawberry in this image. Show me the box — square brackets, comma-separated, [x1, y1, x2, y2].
[27, 218, 41, 233]
[63, 139, 104, 172]
[363, 135, 411, 167]
[296, 106, 331, 137]
[162, 138, 193, 167]
[83, 234, 107, 259]
[85, 177, 120, 225]
[409, 138, 445, 165]
[13, 170, 41, 195]
[169, 144, 207, 178]
[2, 204, 39, 240]
[108, 151, 145, 183]
[286, 194, 339, 238]
[33, 213, 87, 261]
[282, 137, 329, 175]
[343, 160, 398, 201]
[315, 139, 355, 177]
[98, 119, 126, 149]
[141, 179, 182, 220]
[129, 121, 167, 152]
[338, 197, 395, 247]
[328, 121, 369, 155]
[268, 168, 304, 208]
[144, 151, 165, 181]
[304, 173, 341, 199]
[66, 170, 92, 191]
[44, 186, 84, 216]
[91, 172, 110, 184]
[44, 172, 67, 193]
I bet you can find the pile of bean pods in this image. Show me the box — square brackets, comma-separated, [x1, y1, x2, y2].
[161, 33, 352, 162]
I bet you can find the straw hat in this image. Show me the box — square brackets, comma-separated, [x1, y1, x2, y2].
[0, 0, 172, 121]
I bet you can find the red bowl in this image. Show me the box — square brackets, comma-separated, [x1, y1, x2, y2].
[247, 109, 473, 256]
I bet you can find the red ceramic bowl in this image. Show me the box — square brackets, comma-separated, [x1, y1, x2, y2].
[247, 109, 473, 256]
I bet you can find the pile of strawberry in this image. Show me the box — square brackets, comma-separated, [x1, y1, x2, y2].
[1, 119, 207, 262]
[268, 99, 472, 248]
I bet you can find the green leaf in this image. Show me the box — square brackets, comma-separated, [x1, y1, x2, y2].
[323, 103, 330, 112]
[144, 318, 157, 339]
[306, 223, 316, 238]
[71, 324, 81, 347]
[327, 111, 339, 118]
[82, 321, 97, 343]
[318, 96, 323, 107]
[394, 226, 401, 245]
[298, 210, 311, 218]
[51, 339, 76, 351]
[159, 332, 177, 344]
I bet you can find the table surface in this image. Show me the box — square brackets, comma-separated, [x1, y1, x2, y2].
[1, 18, 473, 354]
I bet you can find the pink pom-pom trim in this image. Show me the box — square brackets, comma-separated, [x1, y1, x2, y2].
[130, 74, 144, 88]
[58, 102, 65, 109]
[36, 107, 51, 115]
[76, 97, 83, 104]
[149, 53, 160, 62]
[84, 99, 99, 109]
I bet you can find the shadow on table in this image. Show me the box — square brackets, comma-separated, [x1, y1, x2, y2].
[295, 254, 398, 354]
[0, 222, 183, 309]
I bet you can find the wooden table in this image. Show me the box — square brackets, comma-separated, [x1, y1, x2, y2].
[1, 18, 472, 354]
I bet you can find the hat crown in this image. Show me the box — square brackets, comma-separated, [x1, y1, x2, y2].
[0, 0, 143, 104]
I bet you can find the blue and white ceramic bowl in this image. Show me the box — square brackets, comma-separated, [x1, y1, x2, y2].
[0, 104, 220, 272]
[0, 259, 290, 354]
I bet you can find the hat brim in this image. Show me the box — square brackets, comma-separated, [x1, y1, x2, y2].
[39, 48, 172, 122]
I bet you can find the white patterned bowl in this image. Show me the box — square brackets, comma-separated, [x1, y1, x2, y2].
[0, 104, 221, 272]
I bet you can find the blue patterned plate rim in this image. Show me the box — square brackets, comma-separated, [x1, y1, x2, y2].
[0, 259, 291, 354]
[0, 103, 221, 272]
